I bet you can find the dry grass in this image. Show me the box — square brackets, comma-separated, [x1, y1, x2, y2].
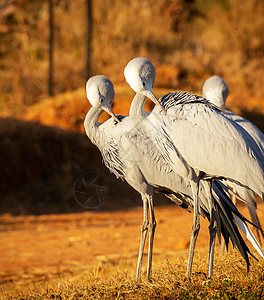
[1, 204, 264, 299]
[1, 0, 264, 110]
[2, 249, 264, 299]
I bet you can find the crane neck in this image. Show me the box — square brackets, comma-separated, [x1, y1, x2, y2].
[129, 93, 147, 123]
[84, 106, 104, 145]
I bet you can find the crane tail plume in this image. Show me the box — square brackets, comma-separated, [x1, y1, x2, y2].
[232, 213, 264, 259]
[213, 182, 264, 271]
[214, 197, 251, 271]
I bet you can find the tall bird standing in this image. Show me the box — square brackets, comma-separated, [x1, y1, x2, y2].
[202, 75, 264, 154]
[124, 57, 264, 279]
[203, 75, 264, 241]
[84, 75, 264, 282]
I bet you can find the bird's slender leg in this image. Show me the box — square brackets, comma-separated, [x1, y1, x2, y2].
[186, 179, 201, 279]
[205, 181, 217, 279]
[219, 235, 226, 254]
[147, 195, 156, 281]
[136, 197, 149, 283]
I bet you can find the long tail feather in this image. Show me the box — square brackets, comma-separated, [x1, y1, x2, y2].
[214, 181, 264, 231]
[214, 196, 252, 271]
[232, 213, 264, 259]
[218, 181, 264, 241]
[212, 181, 264, 271]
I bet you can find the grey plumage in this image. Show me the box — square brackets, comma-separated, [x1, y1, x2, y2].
[84, 74, 264, 283]
[124, 57, 264, 279]
[203, 75, 264, 241]
[160, 90, 223, 113]
[202, 75, 229, 111]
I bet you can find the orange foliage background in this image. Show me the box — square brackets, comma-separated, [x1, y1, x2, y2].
[0, 0, 263, 213]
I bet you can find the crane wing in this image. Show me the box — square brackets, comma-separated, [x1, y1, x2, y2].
[148, 91, 264, 197]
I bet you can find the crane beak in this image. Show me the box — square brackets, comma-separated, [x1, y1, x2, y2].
[104, 106, 120, 123]
[146, 90, 166, 114]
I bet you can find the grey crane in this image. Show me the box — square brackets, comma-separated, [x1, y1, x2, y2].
[202, 75, 264, 154]
[124, 57, 264, 279]
[203, 75, 264, 241]
[84, 75, 263, 282]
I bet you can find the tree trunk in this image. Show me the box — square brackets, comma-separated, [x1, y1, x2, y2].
[48, 0, 54, 96]
[86, 0, 93, 79]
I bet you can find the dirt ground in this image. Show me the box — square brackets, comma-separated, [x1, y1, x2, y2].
[1, 202, 264, 293]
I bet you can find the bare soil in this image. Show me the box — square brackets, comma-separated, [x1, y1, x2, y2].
[1, 203, 263, 291]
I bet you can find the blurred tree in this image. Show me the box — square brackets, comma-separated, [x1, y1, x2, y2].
[0, 0, 15, 32]
[86, 0, 92, 78]
[48, 0, 54, 96]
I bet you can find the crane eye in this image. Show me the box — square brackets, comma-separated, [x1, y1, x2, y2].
[142, 82, 145, 87]
[100, 98, 104, 103]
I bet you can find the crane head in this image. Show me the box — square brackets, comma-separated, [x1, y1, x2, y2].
[86, 75, 120, 122]
[124, 57, 166, 114]
[202, 75, 229, 112]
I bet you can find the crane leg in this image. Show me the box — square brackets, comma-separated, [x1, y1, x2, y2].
[205, 181, 217, 279]
[186, 180, 200, 279]
[136, 197, 149, 282]
[147, 196, 156, 281]
[208, 210, 217, 278]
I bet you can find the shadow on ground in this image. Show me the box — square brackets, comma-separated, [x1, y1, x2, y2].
[0, 118, 169, 215]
